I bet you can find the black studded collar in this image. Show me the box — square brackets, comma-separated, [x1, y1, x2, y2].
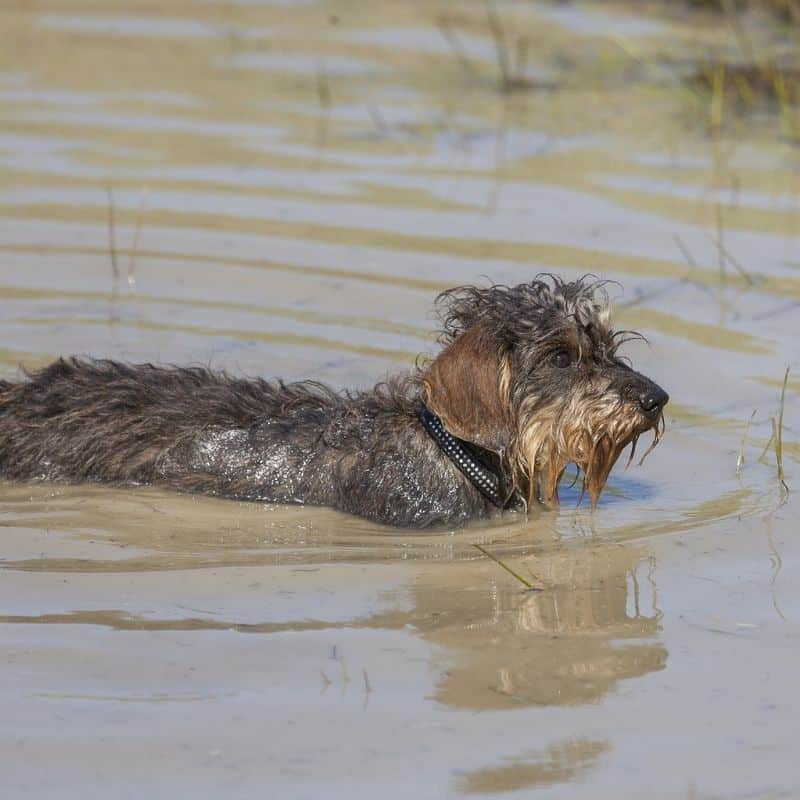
[418, 404, 512, 509]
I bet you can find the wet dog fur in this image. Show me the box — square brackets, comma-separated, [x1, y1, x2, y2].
[0, 276, 668, 527]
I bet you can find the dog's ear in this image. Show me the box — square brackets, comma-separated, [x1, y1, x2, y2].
[421, 325, 511, 454]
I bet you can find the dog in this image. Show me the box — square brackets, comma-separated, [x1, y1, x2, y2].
[0, 276, 667, 527]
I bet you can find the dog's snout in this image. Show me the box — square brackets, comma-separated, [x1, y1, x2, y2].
[638, 385, 669, 415]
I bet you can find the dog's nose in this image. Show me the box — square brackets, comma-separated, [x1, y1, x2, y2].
[638, 386, 669, 415]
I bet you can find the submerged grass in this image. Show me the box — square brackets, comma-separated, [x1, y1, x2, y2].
[757, 367, 791, 493]
[774, 366, 790, 492]
[685, 0, 800, 20]
[473, 543, 541, 591]
[689, 62, 800, 126]
[436, 2, 556, 94]
[105, 186, 119, 282]
[106, 185, 148, 291]
[127, 186, 148, 290]
[681, 1, 800, 141]
[705, 226, 758, 285]
[485, 0, 536, 93]
[736, 409, 757, 476]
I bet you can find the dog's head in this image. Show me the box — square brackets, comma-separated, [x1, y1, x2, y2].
[421, 276, 668, 508]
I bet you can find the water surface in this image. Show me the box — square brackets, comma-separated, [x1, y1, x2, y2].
[1, 2, 798, 797]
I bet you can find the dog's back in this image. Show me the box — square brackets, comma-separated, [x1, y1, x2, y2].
[0, 358, 320, 486]
[0, 358, 482, 527]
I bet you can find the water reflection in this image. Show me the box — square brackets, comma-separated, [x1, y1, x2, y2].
[0, 540, 665, 714]
[0, 481, 671, 797]
[0, 483, 665, 716]
[415, 543, 665, 709]
[458, 737, 611, 794]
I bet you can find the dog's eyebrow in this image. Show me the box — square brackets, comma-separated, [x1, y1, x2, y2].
[529, 326, 566, 348]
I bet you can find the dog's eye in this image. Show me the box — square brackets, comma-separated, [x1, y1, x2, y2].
[550, 349, 572, 368]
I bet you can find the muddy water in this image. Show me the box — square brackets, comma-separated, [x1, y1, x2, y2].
[1, 1, 799, 797]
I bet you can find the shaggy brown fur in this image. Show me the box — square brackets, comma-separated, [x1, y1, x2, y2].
[0, 276, 667, 527]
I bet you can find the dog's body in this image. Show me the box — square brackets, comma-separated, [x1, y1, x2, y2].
[0, 361, 483, 527]
[0, 277, 668, 527]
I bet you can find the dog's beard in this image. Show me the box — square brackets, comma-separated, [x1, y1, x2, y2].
[579, 412, 664, 506]
[512, 399, 665, 509]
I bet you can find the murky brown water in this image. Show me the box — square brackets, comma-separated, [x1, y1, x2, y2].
[1, 1, 799, 797]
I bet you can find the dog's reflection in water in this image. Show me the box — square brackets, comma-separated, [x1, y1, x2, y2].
[413, 542, 665, 710]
